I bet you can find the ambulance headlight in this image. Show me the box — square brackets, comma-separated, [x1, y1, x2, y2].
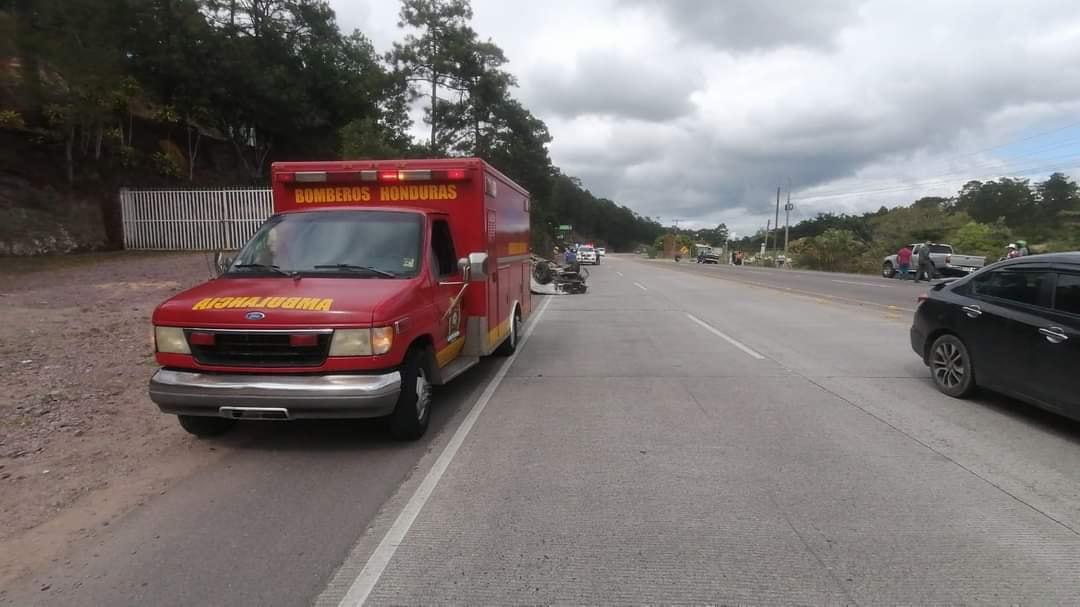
[329, 328, 394, 356]
[154, 326, 190, 354]
[329, 329, 372, 356]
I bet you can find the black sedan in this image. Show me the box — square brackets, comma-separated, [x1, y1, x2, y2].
[911, 253, 1080, 419]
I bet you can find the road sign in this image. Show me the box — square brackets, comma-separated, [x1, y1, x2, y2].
[558, 224, 572, 231]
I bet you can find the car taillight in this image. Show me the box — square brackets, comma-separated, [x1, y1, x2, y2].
[917, 293, 929, 305]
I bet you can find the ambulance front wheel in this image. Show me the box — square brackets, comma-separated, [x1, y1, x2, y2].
[494, 309, 521, 356]
[388, 346, 434, 441]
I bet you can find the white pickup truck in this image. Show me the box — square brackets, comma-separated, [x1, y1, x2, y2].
[882, 243, 985, 278]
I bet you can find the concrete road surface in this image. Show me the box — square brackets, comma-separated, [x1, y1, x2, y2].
[8, 255, 1080, 605]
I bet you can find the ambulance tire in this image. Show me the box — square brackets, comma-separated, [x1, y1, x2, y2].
[388, 346, 434, 441]
[494, 308, 521, 356]
[177, 415, 236, 438]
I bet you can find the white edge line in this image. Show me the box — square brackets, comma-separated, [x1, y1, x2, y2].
[338, 296, 554, 606]
[633, 281, 647, 291]
[685, 313, 766, 360]
[831, 279, 888, 289]
[615, 271, 624, 277]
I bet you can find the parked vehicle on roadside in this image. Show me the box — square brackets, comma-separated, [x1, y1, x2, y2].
[883, 243, 984, 279]
[596, 247, 606, 257]
[911, 253, 1079, 419]
[149, 158, 532, 441]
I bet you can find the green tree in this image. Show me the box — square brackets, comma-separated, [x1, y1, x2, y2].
[949, 221, 1012, 261]
[1035, 172, 1080, 223]
[792, 228, 866, 272]
[955, 178, 1035, 226]
[391, 0, 474, 154]
[11, 0, 132, 181]
[452, 38, 515, 156]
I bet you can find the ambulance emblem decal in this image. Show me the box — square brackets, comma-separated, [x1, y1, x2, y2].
[245, 311, 266, 320]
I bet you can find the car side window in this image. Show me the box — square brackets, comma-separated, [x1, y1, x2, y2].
[971, 269, 1052, 307]
[430, 219, 457, 278]
[1055, 273, 1080, 316]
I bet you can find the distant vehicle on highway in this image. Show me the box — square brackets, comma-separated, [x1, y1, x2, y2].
[577, 245, 599, 265]
[596, 247, 606, 257]
[694, 244, 721, 264]
[883, 243, 984, 279]
[911, 253, 1079, 418]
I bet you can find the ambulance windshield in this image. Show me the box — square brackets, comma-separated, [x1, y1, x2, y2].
[228, 211, 423, 278]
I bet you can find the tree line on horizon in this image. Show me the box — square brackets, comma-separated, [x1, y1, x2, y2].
[0, 0, 663, 252]
[722, 173, 1080, 272]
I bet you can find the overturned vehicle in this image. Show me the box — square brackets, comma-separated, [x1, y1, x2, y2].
[530, 256, 588, 295]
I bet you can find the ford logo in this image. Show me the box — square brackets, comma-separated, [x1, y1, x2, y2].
[245, 311, 266, 320]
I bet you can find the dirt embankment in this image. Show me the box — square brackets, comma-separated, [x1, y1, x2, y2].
[0, 252, 224, 585]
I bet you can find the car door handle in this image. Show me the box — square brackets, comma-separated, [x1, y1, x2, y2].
[962, 305, 982, 318]
[1039, 327, 1069, 344]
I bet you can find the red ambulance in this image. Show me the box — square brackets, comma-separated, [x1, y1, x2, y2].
[149, 158, 532, 440]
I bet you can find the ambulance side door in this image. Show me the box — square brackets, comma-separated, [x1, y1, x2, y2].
[428, 216, 466, 367]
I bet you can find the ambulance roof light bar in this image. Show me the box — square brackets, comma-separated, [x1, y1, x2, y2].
[279, 168, 468, 183]
[378, 169, 467, 183]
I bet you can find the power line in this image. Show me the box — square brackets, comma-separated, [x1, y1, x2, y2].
[789, 127, 1080, 201]
[933, 120, 1080, 160]
[799, 148, 1080, 199]
[795, 153, 1080, 202]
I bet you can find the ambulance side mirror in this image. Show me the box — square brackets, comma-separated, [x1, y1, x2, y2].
[466, 252, 489, 281]
[457, 257, 471, 282]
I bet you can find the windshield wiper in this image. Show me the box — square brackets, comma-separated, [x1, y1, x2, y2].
[231, 263, 297, 278]
[312, 264, 397, 278]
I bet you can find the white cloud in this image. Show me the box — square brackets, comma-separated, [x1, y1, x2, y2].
[330, 0, 1080, 235]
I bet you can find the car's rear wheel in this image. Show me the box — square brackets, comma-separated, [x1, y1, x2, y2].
[882, 261, 895, 278]
[389, 346, 433, 441]
[929, 334, 976, 398]
[177, 415, 236, 438]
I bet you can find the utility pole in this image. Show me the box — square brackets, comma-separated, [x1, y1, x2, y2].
[773, 186, 781, 257]
[784, 190, 793, 268]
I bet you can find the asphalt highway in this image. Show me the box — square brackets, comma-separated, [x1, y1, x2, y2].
[7, 255, 1080, 605]
[651, 258, 938, 311]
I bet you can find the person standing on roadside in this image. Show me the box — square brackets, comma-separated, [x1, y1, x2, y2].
[896, 245, 913, 280]
[914, 242, 933, 283]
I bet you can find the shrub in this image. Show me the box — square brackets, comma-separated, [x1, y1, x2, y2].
[0, 109, 26, 129]
[151, 151, 182, 178]
[118, 145, 139, 168]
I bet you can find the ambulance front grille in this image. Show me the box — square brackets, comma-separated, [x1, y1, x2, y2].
[187, 331, 331, 367]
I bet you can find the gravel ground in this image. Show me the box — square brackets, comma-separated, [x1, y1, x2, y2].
[0, 252, 219, 583]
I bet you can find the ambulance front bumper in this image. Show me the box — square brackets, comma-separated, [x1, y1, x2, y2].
[149, 369, 402, 419]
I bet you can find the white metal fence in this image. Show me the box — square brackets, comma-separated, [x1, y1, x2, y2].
[121, 188, 272, 250]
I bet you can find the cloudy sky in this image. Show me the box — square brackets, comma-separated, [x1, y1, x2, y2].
[330, 0, 1080, 236]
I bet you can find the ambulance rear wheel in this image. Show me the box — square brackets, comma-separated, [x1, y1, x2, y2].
[177, 415, 236, 438]
[389, 346, 433, 441]
[494, 309, 521, 356]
